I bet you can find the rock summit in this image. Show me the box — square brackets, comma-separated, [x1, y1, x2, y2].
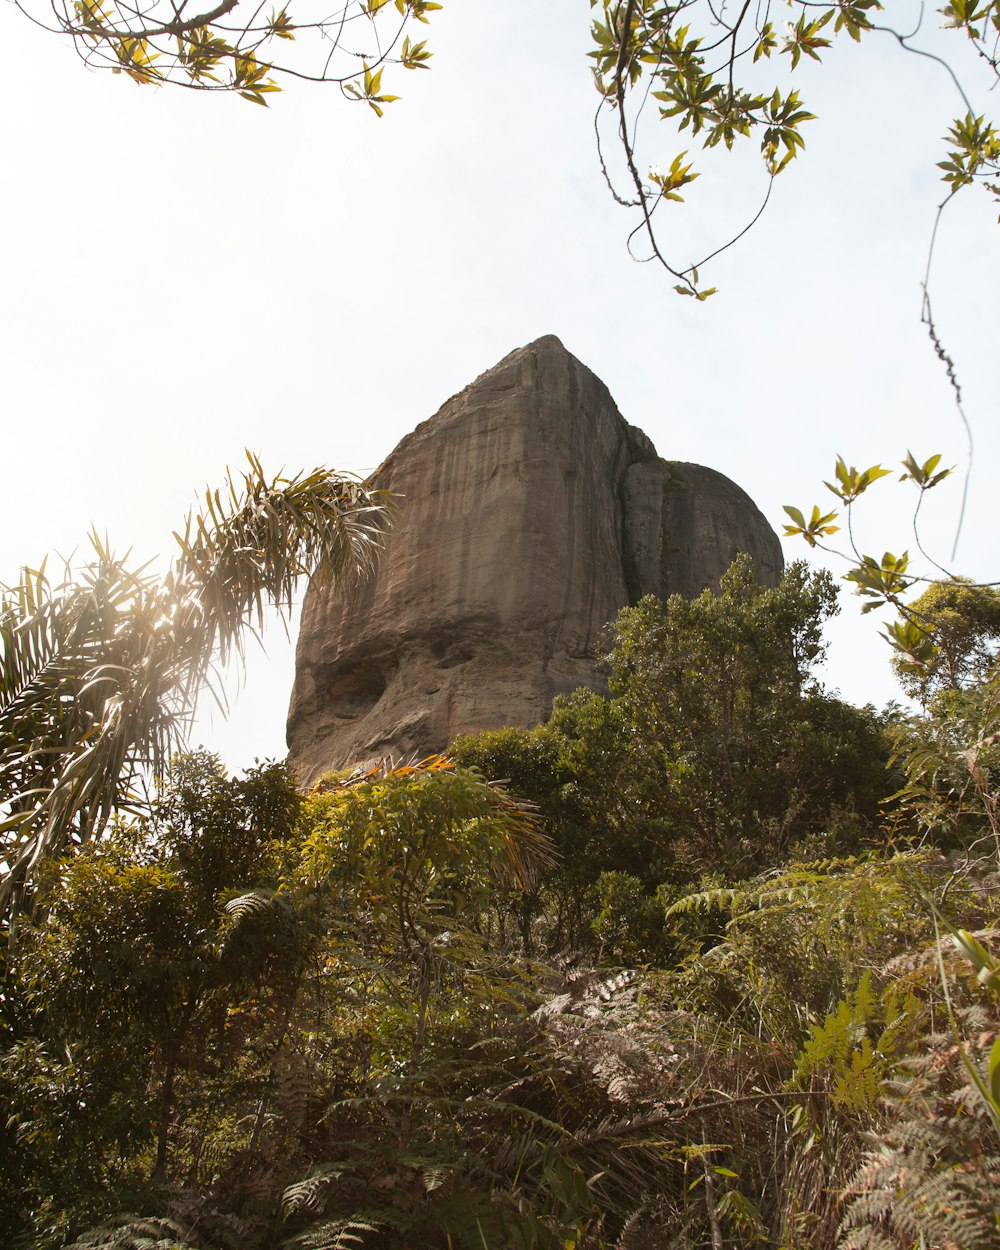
[287, 335, 782, 781]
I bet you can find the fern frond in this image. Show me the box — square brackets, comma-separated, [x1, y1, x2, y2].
[66, 1215, 199, 1249]
[281, 1216, 382, 1250]
[281, 1163, 354, 1216]
[838, 1007, 1000, 1250]
[665, 887, 740, 915]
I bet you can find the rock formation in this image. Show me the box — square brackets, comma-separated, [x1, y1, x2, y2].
[287, 335, 783, 782]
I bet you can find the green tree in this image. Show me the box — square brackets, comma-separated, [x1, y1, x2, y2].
[783, 453, 1000, 859]
[2, 753, 577, 1249]
[452, 701, 663, 946]
[892, 578, 1000, 701]
[295, 754, 553, 1059]
[0, 454, 389, 927]
[448, 726, 580, 948]
[159, 750, 303, 916]
[2, 753, 308, 1241]
[571, 555, 889, 876]
[454, 556, 892, 949]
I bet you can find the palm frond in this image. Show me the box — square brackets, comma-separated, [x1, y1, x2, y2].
[0, 456, 392, 926]
[168, 455, 391, 671]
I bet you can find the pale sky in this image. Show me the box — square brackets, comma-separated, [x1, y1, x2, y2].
[2, 0, 998, 769]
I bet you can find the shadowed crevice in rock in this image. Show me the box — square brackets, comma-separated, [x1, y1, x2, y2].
[287, 336, 782, 782]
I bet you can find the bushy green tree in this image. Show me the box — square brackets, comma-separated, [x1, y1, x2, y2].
[601, 556, 890, 873]
[2, 753, 307, 1241]
[294, 754, 552, 1057]
[458, 556, 892, 929]
[449, 723, 601, 947]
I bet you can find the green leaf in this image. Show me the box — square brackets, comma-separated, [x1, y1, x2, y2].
[782, 503, 839, 547]
[783, 505, 806, 529]
[989, 1036, 1000, 1106]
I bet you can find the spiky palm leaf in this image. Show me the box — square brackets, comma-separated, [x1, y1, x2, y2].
[0, 454, 390, 925]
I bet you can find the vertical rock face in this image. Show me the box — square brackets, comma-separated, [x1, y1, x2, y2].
[287, 335, 782, 782]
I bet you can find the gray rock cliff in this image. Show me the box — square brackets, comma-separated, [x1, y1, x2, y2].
[287, 335, 783, 782]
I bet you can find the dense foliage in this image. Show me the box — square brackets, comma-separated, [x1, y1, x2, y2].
[453, 556, 892, 946]
[4, 554, 1000, 1248]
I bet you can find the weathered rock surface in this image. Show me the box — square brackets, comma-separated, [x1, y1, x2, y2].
[287, 335, 782, 782]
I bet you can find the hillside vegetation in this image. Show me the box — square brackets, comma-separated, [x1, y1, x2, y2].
[4, 555, 1000, 1249]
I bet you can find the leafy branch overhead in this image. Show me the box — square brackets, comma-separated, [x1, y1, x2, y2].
[784, 452, 943, 647]
[15, 0, 1000, 301]
[589, 0, 1000, 294]
[783, 450, 1000, 696]
[23, 0, 441, 105]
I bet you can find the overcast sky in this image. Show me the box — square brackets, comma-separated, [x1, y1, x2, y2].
[2, 0, 998, 769]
